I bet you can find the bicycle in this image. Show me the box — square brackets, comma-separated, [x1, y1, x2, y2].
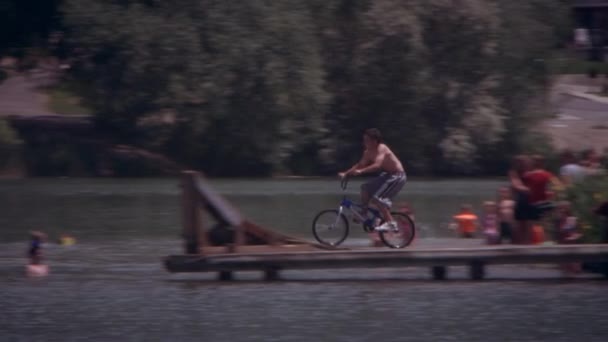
[312, 177, 416, 248]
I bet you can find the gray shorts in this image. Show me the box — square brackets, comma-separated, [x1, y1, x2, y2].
[361, 172, 407, 208]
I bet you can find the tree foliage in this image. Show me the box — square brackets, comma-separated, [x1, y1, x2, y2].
[0, 0, 63, 57]
[58, 0, 570, 176]
[64, 0, 328, 175]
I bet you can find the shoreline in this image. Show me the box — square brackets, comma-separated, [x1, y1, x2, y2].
[0, 173, 510, 182]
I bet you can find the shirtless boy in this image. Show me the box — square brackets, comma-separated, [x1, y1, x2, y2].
[338, 128, 407, 231]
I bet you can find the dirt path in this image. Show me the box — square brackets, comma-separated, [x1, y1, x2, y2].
[0, 75, 55, 116]
[545, 75, 608, 151]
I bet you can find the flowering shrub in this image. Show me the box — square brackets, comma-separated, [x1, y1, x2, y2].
[563, 174, 608, 242]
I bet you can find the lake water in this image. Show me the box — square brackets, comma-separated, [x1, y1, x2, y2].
[1, 178, 607, 342]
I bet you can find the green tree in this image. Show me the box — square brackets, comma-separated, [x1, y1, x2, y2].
[61, 0, 570, 176]
[64, 0, 328, 175]
[318, 0, 569, 175]
[0, 0, 64, 60]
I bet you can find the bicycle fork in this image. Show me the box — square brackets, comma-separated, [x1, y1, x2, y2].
[335, 206, 346, 228]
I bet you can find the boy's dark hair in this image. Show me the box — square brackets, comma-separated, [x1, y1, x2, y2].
[364, 128, 383, 143]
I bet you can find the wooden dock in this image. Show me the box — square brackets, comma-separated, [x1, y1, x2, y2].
[164, 244, 608, 280]
[164, 171, 608, 281]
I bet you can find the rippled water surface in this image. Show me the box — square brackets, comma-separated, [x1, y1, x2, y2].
[1, 178, 606, 341]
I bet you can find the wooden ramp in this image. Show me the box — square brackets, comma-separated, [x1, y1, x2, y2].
[177, 171, 333, 256]
[164, 244, 608, 280]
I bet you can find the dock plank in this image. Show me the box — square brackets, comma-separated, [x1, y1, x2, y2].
[164, 244, 608, 276]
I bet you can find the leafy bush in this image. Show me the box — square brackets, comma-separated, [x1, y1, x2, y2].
[564, 174, 608, 242]
[0, 118, 23, 169]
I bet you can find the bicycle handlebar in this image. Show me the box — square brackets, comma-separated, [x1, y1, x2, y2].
[340, 176, 349, 190]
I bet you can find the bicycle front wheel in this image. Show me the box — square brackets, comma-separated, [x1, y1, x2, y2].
[312, 209, 349, 247]
[379, 212, 416, 248]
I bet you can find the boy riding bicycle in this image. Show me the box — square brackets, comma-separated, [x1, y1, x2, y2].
[338, 128, 407, 233]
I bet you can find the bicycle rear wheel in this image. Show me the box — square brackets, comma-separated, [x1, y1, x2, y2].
[379, 212, 416, 248]
[312, 209, 349, 247]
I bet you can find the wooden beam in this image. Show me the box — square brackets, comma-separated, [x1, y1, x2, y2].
[187, 171, 327, 250]
[180, 171, 209, 254]
[191, 173, 243, 227]
[164, 245, 608, 275]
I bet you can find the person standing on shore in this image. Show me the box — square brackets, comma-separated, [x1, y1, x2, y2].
[482, 201, 500, 245]
[497, 186, 515, 243]
[559, 150, 586, 186]
[509, 155, 532, 244]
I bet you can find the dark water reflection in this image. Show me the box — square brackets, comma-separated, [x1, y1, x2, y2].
[1, 178, 607, 341]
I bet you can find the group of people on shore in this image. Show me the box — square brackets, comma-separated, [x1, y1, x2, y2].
[452, 150, 608, 249]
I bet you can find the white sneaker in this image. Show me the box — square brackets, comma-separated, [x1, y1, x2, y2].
[375, 221, 397, 232]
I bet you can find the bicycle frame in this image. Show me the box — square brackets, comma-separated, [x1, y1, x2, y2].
[336, 177, 381, 229]
[312, 176, 415, 248]
[338, 198, 380, 224]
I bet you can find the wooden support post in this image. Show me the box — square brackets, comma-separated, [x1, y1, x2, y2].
[432, 266, 447, 280]
[218, 271, 233, 281]
[470, 260, 485, 280]
[431, 266, 447, 280]
[181, 171, 209, 255]
[264, 267, 280, 281]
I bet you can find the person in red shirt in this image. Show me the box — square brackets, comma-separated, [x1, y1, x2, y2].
[523, 155, 553, 203]
[522, 155, 560, 222]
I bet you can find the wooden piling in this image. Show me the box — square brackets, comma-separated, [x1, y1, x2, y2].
[470, 260, 485, 280]
[264, 267, 281, 281]
[432, 266, 447, 280]
[218, 271, 233, 281]
[181, 171, 209, 254]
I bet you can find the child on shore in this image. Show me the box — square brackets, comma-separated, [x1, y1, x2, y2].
[555, 201, 582, 244]
[497, 187, 515, 244]
[482, 201, 500, 245]
[555, 201, 581, 275]
[452, 204, 478, 238]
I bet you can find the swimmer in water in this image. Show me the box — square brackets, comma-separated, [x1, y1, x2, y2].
[26, 231, 49, 277]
